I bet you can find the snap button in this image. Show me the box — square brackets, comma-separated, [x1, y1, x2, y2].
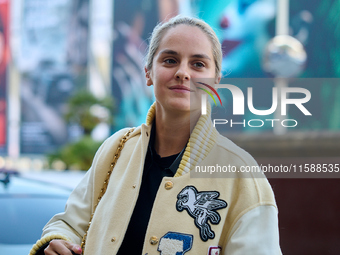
[111, 237, 116, 242]
[164, 181, 173, 190]
[149, 236, 158, 245]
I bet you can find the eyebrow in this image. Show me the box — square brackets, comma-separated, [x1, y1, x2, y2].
[158, 49, 211, 60]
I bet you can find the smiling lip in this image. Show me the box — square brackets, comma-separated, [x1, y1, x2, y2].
[169, 85, 193, 92]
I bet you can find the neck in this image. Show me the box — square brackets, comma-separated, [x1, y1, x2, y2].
[154, 106, 200, 157]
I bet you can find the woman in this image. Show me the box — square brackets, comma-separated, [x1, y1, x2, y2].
[30, 15, 281, 255]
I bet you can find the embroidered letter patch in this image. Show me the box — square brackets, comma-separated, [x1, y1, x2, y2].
[157, 232, 193, 255]
[176, 186, 227, 241]
[208, 246, 222, 255]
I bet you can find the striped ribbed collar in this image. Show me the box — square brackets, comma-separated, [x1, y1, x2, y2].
[145, 102, 218, 177]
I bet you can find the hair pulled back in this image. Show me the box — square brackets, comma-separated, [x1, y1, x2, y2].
[145, 15, 222, 78]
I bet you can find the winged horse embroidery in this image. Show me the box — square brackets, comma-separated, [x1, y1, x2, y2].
[176, 186, 228, 241]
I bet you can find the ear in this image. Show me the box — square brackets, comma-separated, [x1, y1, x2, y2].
[144, 66, 153, 86]
[215, 74, 221, 85]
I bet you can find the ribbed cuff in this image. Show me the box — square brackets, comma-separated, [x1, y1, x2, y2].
[29, 233, 71, 255]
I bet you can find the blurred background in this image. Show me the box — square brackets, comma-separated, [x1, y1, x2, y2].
[0, 0, 339, 254]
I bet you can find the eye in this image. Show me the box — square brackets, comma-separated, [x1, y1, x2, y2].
[164, 58, 177, 64]
[181, 194, 189, 203]
[193, 62, 205, 68]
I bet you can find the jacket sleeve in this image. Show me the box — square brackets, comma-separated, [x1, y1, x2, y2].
[223, 205, 282, 255]
[29, 159, 97, 255]
[29, 128, 130, 255]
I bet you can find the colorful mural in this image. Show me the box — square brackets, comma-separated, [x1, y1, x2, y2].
[0, 0, 9, 153]
[19, 0, 89, 154]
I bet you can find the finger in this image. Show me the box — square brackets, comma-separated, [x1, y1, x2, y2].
[62, 241, 82, 255]
[68, 244, 82, 255]
[44, 247, 58, 255]
[45, 240, 73, 255]
[44, 245, 58, 255]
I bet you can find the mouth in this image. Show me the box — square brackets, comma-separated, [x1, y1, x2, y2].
[169, 85, 193, 93]
[222, 40, 241, 57]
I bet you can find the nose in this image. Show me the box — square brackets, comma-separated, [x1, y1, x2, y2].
[175, 64, 190, 81]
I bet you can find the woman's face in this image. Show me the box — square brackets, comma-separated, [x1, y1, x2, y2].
[145, 24, 218, 115]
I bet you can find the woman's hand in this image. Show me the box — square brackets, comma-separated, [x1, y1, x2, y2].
[44, 239, 82, 255]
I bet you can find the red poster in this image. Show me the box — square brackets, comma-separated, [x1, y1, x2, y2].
[0, 0, 9, 150]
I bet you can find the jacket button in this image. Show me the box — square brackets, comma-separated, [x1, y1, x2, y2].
[164, 181, 173, 190]
[149, 236, 158, 245]
[111, 237, 116, 242]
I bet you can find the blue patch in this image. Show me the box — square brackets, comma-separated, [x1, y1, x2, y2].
[157, 232, 193, 255]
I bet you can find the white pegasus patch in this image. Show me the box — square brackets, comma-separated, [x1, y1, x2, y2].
[176, 186, 227, 241]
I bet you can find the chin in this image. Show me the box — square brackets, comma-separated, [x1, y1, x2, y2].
[170, 102, 191, 113]
[157, 97, 202, 115]
[172, 102, 202, 116]
[160, 99, 190, 113]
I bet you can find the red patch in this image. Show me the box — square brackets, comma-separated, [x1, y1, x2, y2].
[208, 246, 222, 255]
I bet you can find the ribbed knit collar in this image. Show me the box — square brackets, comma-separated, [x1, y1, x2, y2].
[145, 102, 218, 177]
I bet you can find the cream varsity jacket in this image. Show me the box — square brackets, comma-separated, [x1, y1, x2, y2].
[30, 103, 282, 255]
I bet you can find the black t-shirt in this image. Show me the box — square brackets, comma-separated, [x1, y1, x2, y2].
[117, 125, 184, 255]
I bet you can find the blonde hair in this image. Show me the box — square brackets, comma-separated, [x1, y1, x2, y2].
[145, 15, 222, 78]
